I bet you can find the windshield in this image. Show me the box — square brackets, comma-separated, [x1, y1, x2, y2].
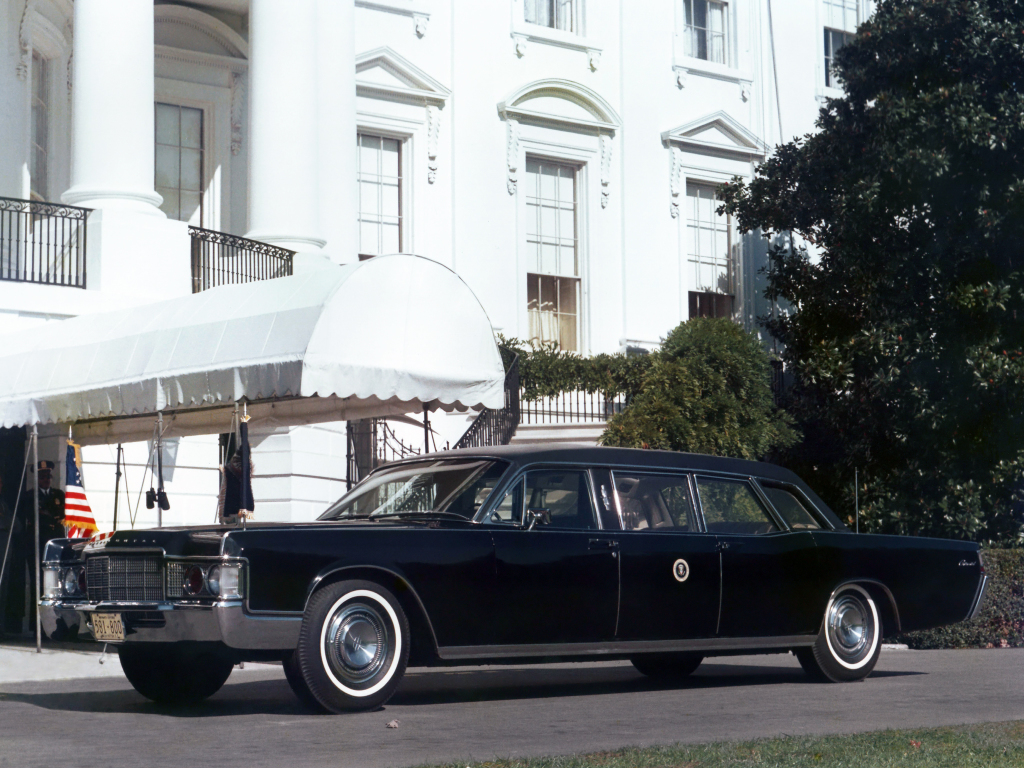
[319, 459, 510, 521]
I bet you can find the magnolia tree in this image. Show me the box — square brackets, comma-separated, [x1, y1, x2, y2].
[720, 0, 1024, 541]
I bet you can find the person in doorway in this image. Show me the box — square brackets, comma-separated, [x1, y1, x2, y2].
[22, 461, 66, 561]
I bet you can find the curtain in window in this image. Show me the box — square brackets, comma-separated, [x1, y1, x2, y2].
[684, 1, 726, 64]
[524, 0, 576, 32]
[686, 183, 733, 296]
[524, 159, 579, 351]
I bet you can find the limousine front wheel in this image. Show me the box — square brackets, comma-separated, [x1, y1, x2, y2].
[797, 584, 881, 683]
[297, 580, 410, 713]
[119, 644, 234, 704]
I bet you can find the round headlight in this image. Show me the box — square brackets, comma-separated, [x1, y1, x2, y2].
[61, 568, 79, 596]
[206, 565, 221, 596]
[184, 565, 206, 596]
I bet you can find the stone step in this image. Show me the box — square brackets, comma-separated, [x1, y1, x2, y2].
[510, 422, 607, 446]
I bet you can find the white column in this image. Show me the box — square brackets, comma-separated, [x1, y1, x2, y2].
[61, 0, 163, 214]
[317, 0, 357, 264]
[246, 0, 327, 259]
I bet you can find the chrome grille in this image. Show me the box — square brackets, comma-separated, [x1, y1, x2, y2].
[166, 562, 187, 599]
[85, 556, 164, 602]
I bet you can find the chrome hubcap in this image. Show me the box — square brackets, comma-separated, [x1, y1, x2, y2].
[827, 594, 872, 660]
[325, 603, 390, 684]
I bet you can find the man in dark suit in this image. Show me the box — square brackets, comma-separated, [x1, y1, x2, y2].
[23, 461, 66, 561]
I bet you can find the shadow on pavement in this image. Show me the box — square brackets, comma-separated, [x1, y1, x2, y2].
[0, 661, 924, 717]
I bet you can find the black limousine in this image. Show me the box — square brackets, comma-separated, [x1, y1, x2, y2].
[41, 445, 987, 713]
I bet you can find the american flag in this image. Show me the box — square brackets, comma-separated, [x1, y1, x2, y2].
[64, 441, 99, 538]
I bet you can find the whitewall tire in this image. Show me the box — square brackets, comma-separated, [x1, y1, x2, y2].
[797, 584, 881, 683]
[297, 580, 410, 713]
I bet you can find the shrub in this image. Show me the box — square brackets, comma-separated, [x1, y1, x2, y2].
[599, 318, 798, 460]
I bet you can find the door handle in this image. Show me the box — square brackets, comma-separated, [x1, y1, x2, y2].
[717, 541, 732, 551]
[589, 538, 619, 550]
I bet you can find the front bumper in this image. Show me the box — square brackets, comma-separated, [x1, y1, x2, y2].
[40, 600, 301, 650]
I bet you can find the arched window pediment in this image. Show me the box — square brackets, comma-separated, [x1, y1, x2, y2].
[154, 5, 248, 59]
[498, 79, 620, 133]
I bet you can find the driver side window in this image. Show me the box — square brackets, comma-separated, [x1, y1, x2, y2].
[488, 469, 598, 529]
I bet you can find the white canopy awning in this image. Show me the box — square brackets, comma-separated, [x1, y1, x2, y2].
[0, 254, 505, 445]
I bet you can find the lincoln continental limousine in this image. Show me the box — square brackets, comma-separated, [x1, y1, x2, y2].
[41, 445, 987, 713]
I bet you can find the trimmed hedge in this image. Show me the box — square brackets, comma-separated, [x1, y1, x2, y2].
[895, 548, 1024, 649]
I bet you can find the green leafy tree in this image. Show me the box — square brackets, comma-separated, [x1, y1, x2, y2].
[720, 0, 1024, 541]
[600, 319, 797, 460]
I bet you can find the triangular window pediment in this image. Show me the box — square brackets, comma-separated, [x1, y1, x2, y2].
[662, 111, 765, 159]
[356, 47, 450, 105]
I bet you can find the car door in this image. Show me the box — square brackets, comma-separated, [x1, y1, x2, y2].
[694, 474, 820, 638]
[608, 469, 720, 641]
[485, 467, 620, 646]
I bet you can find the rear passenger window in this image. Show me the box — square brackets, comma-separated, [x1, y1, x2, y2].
[696, 476, 779, 535]
[761, 485, 823, 530]
[613, 473, 696, 531]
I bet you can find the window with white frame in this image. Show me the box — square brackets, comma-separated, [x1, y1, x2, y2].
[687, 183, 734, 318]
[357, 133, 402, 259]
[30, 52, 49, 201]
[525, 159, 580, 352]
[823, 0, 859, 88]
[683, 0, 727, 64]
[155, 102, 204, 224]
[524, 0, 582, 34]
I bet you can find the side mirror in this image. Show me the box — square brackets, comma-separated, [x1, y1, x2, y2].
[524, 508, 549, 531]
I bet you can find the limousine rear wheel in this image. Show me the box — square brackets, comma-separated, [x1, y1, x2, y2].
[297, 580, 410, 713]
[630, 653, 704, 679]
[119, 644, 234, 704]
[798, 584, 881, 683]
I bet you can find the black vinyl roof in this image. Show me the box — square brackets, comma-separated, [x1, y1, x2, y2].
[422, 444, 849, 531]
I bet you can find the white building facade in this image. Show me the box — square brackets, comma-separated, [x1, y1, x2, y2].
[0, 0, 872, 529]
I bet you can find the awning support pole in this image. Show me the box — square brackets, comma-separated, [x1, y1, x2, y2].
[423, 405, 430, 455]
[32, 425, 40, 653]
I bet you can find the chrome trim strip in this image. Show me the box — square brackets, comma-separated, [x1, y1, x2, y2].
[967, 574, 988, 620]
[436, 634, 815, 660]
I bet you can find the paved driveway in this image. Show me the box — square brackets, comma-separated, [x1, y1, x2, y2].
[0, 649, 1021, 768]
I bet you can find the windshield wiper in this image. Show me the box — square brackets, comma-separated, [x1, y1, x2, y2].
[370, 510, 473, 521]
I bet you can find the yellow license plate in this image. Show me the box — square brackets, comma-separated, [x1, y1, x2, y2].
[92, 613, 124, 642]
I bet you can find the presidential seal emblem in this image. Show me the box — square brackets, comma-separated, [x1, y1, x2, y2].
[672, 558, 690, 582]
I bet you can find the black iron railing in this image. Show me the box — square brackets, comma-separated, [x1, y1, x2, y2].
[0, 197, 89, 288]
[189, 226, 294, 293]
[519, 388, 626, 424]
[453, 356, 521, 449]
[346, 418, 424, 489]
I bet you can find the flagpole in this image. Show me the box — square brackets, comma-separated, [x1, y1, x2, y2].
[32, 425, 40, 654]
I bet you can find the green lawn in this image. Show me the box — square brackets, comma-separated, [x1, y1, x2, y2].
[422, 721, 1024, 768]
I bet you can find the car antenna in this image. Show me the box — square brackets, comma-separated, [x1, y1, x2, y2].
[855, 468, 859, 534]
